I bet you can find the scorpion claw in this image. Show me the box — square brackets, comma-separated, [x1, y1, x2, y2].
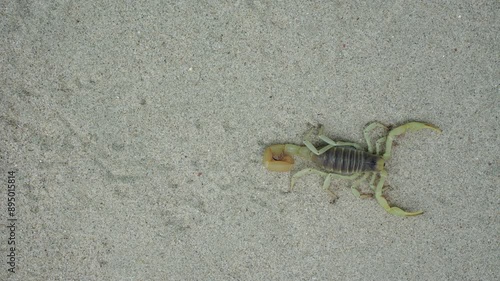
[388, 207, 424, 217]
[376, 194, 423, 217]
[383, 122, 441, 160]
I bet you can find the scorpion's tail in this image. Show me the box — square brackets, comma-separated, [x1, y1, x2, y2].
[263, 143, 315, 172]
[263, 144, 295, 172]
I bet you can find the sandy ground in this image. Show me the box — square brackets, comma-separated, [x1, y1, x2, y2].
[1, 1, 498, 280]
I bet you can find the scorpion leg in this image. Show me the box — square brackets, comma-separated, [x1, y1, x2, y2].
[383, 122, 442, 160]
[369, 173, 377, 190]
[375, 136, 387, 155]
[303, 127, 333, 155]
[364, 122, 388, 153]
[303, 126, 362, 155]
[318, 124, 362, 150]
[291, 168, 359, 202]
[303, 142, 335, 156]
[369, 173, 389, 194]
[375, 170, 423, 217]
[350, 173, 372, 198]
[318, 137, 362, 151]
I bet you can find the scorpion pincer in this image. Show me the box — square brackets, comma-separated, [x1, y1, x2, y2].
[263, 121, 441, 217]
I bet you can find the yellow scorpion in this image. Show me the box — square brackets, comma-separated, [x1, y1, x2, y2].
[263, 122, 441, 217]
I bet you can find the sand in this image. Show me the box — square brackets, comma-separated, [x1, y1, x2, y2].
[1, 1, 498, 280]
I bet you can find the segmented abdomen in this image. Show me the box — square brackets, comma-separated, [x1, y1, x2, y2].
[312, 146, 380, 175]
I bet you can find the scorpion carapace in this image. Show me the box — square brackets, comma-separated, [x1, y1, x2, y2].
[262, 121, 441, 217]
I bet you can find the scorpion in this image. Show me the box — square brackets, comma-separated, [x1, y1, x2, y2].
[262, 121, 441, 217]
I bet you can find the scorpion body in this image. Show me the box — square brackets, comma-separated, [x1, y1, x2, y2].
[312, 146, 383, 175]
[263, 121, 441, 217]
